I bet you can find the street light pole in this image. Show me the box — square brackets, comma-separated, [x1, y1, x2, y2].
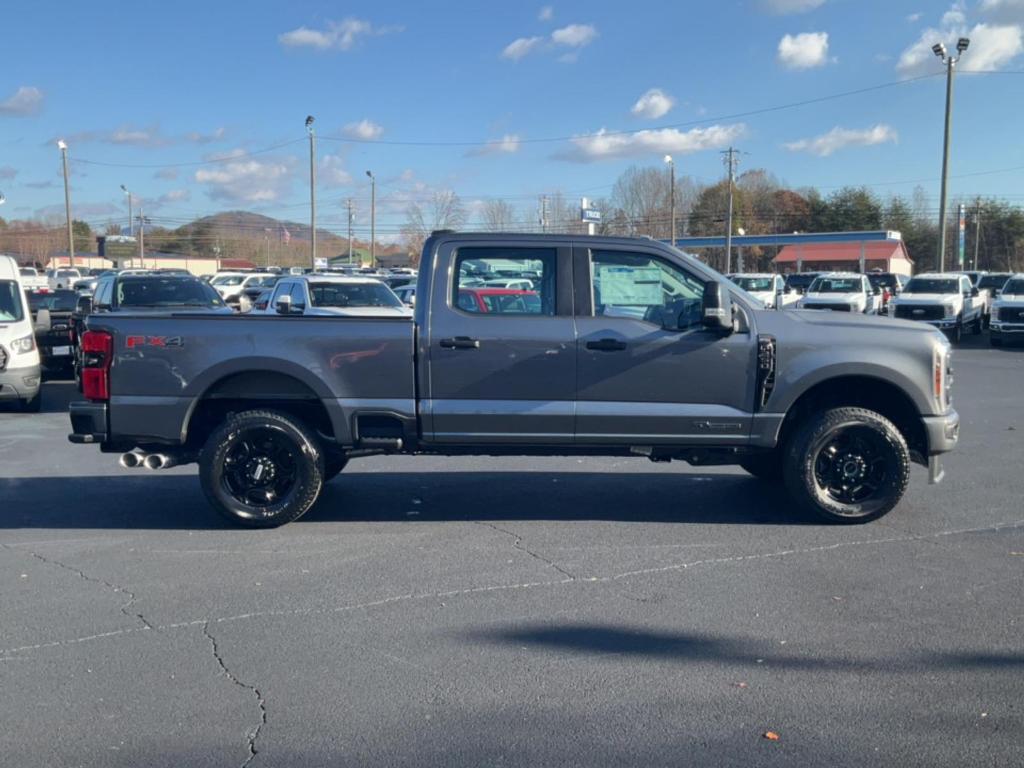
[306, 116, 316, 270]
[934, 37, 969, 272]
[347, 198, 354, 265]
[722, 146, 739, 274]
[120, 185, 132, 238]
[664, 155, 676, 245]
[137, 203, 144, 265]
[58, 140, 74, 269]
[366, 170, 376, 268]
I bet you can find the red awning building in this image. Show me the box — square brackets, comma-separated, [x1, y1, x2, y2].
[773, 240, 913, 276]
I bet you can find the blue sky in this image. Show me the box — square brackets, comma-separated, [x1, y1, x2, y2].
[1, 0, 1023, 240]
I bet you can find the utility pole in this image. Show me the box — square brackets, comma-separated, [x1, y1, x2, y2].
[347, 198, 355, 264]
[265, 234, 270, 268]
[539, 195, 549, 233]
[121, 185, 133, 238]
[305, 116, 317, 270]
[722, 146, 740, 274]
[973, 204, 982, 271]
[137, 205, 145, 266]
[366, 171, 376, 267]
[58, 140, 74, 269]
[933, 37, 969, 272]
[664, 155, 676, 245]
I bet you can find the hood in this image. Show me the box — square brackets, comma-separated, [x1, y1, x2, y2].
[995, 293, 1024, 305]
[802, 292, 861, 303]
[785, 308, 929, 333]
[894, 293, 957, 304]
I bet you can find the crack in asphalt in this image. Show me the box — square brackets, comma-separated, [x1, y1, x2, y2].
[0, 543, 154, 630]
[474, 521, 578, 579]
[1, 517, 1022, 659]
[202, 622, 267, 768]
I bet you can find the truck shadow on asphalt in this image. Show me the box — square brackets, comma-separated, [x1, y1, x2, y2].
[0, 471, 818, 529]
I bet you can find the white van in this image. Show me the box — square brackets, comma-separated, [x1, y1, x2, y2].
[0, 256, 43, 411]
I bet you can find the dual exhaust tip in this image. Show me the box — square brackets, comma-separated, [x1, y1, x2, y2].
[119, 449, 177, 471]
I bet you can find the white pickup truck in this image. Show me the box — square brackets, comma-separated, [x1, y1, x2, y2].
[889, 273, 984, 343]
[18, 266, 48, 292]
[989, 273, 1024, 347]
[796, 272, 878, 314]
[727, 273, 799, 309]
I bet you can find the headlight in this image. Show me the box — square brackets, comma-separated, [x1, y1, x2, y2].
[943, 303, 956, 318]
[10, 334, 36, 354]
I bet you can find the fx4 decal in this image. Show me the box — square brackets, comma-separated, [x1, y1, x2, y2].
[125, 335, 184, 349]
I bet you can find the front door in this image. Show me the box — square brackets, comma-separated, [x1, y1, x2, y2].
[573, 246, 757, 445]
[425, 242, 576, 443]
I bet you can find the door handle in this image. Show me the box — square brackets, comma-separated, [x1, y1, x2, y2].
[440, 336, 480, 349]
[585, 338, 627, 352]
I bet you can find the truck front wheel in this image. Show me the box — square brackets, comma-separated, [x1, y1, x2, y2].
[783, 407, 910, 524]
[199, 409, 325, 528]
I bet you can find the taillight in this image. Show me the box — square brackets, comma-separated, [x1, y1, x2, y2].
[81, 330, 113, 401]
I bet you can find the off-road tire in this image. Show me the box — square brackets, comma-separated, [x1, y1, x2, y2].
[199, 409, 324, 528]
[783, 407, 910, 524]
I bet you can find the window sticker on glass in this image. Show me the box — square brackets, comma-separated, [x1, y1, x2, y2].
[596, 266, 664, 305]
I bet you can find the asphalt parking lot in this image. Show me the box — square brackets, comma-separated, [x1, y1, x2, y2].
[1, 334, 1022, 768]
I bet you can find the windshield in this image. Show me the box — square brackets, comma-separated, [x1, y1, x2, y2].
[211, 275, 245, 286]
[28, 290, 78, 312]
[56, 270, 80, 278]
[867, 274, 899, 289]
[785, 273, 818, 289]
[732, 276, 775, 292]
[904, 278, 959, 294]
[0, 280, 25, 322]
[117, 278, 225, 307]
[978, 274, 1011, 290]
[1001, 279, 1024, 294]
[249, 276, 279, 288]
[308, 282, 403, 308]
[19, 268, 38, 277]
[809, 277, 862, 293]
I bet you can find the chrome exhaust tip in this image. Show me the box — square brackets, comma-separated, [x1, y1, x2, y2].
[119, 450, 145, 469]
[143, 453, 167, 470]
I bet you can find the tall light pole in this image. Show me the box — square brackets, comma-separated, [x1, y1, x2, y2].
[306, 115, 317, 270]
[366, 170, 376, 268]
[137, 203, 145, 265]
[934, 37, 969, 272]
[664, 154, 676, 245]
[120, 184, 133, 238]
[347, 198, 355, 264]
[58, 140, 74, 269]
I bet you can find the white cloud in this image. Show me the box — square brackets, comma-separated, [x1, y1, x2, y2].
[153, 189, 191, 208]
[0, 165, 17, 180]
[0, 86, 44, 117]
[56, 125, 225, 148]
[185, 127, 227, 144]
[907, 12, 923, 23]
[154, 168, 179, 181]
[777, 31, 830, 69]
[194, 151, 297, 203]
[631, 88, 675, 119]
[784, 124, 898, 156]
[278, 18, 401, 51]
[467, 134, 521, 157]
[320, 154, 353, 186]
[551, 23, 598, 47]
[502, 36, 543, 60]
[559, 124, 746, 162]
[897, 4, 1024, 75]
[758, 0, 825, 14]
[343, 119, 384, 140]
[539, 5, 554, 20]
[980, 0, 1024, 24]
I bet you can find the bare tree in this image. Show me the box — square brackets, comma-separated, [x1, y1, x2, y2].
[481, 199, 517, 231]
[401, 189, 467, 262]
[610, 164, 700, 238]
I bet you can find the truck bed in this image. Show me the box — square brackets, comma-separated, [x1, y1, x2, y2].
[84, 312, 416, 446]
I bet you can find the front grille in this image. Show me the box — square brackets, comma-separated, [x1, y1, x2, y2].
[895, 304, 945, 321]
[806, 303, 852, 312]
[0, 345, 7, 372]
[997, 306, 1024, 324]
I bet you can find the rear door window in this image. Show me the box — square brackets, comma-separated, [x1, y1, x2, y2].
[452, 248, 556, 316]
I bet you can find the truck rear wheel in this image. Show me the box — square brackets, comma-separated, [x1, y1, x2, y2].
[199, 409, 325, 528]
[783, 407, 910, 524]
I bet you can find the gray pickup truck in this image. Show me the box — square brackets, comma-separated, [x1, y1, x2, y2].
[69, 233, 959, 527]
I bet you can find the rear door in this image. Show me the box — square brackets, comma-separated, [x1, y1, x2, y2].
[573, 244, 757, 445]
[424, 240, 575, 443]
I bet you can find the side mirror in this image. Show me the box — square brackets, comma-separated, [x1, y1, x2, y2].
[784, 286, 793, 295]
[275, 294, 293, 315]
[35, 308, 52, 333]
[971, 287, 980, 298]
[873, 286, 881, 296]
[76, 296, 93, 314]
[702, 281, 734, 335]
